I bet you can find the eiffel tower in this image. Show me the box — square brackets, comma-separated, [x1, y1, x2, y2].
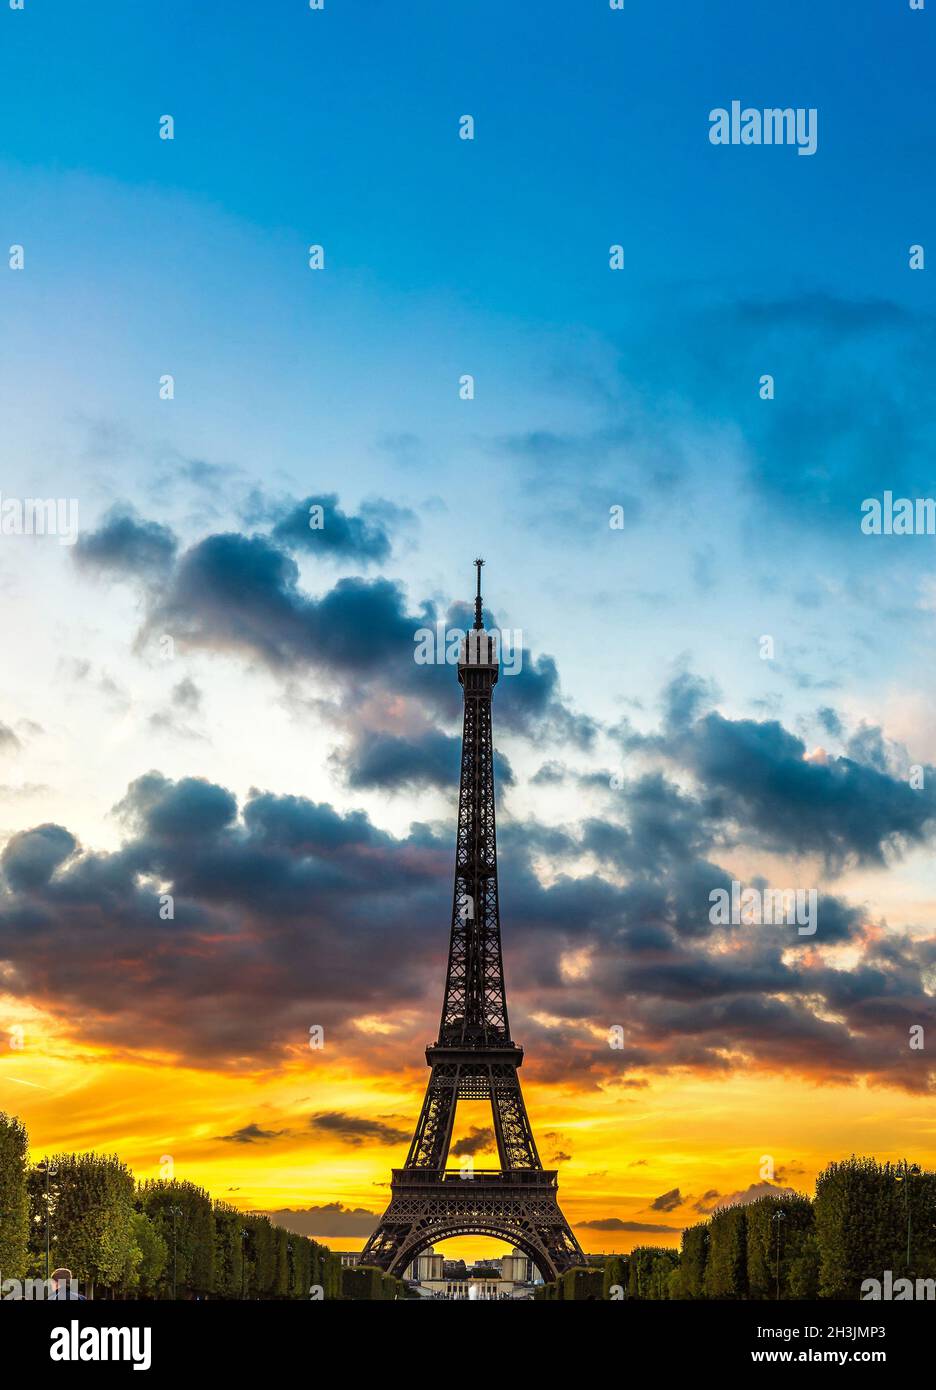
[359, 561, 585, 1281]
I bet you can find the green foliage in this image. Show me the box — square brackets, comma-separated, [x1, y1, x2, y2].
[745, 1194, 814, 1299]
[127, 1211, 167, 1296]
[341, 1264, 385, 1300]
[787, 1232, 820, 1299]
[601, 1254, 627, 1299]
[680, 1222, 709, 1299]
[212, 1203, 246, 1299]
[138, 1178, 215, 1297]
[560, 1265, 604, 1300]
[703, 1206, 747, 1299]
[0, 1112, 29, 1280]
[814, 1157, 931, 1299]
[29, 1152, 138, 1294]
[288, 1232, 311, 1299]
[628, 1246, 680, 1299]
[273, 1225, 290, 1298]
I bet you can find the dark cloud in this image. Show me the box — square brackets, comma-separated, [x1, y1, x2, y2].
[217, 1123, 287, 1144]
[817, 706, 844, 739]
[338, 728, 460, 792]
[450, 1127, 496, 1158]
[74, 507, 177, 577]
[271, 494, 405, 564]
[705, 1182, 804, 1210]
[2, 824, 77, 891]
[66, 497, 594, 758]
[650, 1187, 683, 1212]
[336, 728, 514, 793]
[264, 1203, 378, 1238]
[576, 1217, 681, 1233]
[1, 657, 935, 1096]
[672, 707, 936, 869]
[309, 1112, 411, 1147]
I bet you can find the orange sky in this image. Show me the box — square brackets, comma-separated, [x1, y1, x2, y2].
[4, 992, 934, 1263]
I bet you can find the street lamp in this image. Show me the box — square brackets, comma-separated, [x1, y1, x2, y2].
[771, 1209, 786, 1301]
[895, 1161, 921, 1270]
[241, 1227, 249, 1300]
[35, 1159, 59, 1281]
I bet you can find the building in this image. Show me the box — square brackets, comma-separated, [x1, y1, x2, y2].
[403, 1246, 536, 1299]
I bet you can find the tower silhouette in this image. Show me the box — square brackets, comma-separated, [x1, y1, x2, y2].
[359, 561, 584, 1281]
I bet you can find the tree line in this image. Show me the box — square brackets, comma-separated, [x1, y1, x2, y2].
[534, 1157, 936, 1300]
[0, 1112, 402, 1299]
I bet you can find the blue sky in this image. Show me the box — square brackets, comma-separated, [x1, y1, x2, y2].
[1, 0, 934, 815]
[2, 1, 936, 1233]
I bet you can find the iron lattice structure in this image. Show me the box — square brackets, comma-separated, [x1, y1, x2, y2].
[359, 562, 585, 1281]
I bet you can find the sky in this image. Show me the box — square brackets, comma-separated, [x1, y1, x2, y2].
[1, 1, 935, 1265]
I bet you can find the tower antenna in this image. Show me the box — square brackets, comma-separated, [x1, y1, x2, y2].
[473, 557, 484, 630]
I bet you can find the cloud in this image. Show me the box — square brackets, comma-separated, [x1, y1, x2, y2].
[0, 722, 22, 754]
[704, 1182, 804, 1210]
[0, 692, 934, 1095]
[650, 1187, 683, 1212]
[1, 824, 77, 891]
[693, 1189, 721, 1213]
[270, 494, 408, 564]
[147, 677, 205, 740]
[171, 678, 202, 713]
[74, 506, 178, 577]
[217, 1123, 287, 1144]
[576, 1217, 681, 1233]
[336, 728, 514, 793]
[450, 1127, 496, 1157]
[264, 1203, 378, 1238]
[309, 1112, 411, 1147]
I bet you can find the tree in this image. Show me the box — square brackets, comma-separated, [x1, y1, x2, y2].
[680, 1222, 709, 1299]
[243, 1213, 276, 1298]
[602, 1254, 626, 1299]
[814, 1158, 904, 1299]
[745, 1194, 813, 1299]
[788, 1232, 820, 1299]
[0, 1112, 29, 1280]
[212, 1203, 245, 1299]
[128, 1211, 167, 1296]
[703, 1206, 747, 1299]
[139, 1179, 215, 1298]
[273, 1225, 289, 1298]
[628, 1246, 680, 1299]
[28, 1152, 138, 1296]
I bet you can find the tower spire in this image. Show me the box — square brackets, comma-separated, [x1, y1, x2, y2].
[473, 557, 484, 630]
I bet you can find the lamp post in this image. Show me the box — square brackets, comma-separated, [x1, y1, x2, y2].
[771, 1209, 786, 1300]
[895, 1161, 921, 1270]
[241, 1227, 249, 1300]
[37, 1159, 59, 1281]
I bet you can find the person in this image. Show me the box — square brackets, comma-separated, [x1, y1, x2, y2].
[50, 1267, 86, 1300]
